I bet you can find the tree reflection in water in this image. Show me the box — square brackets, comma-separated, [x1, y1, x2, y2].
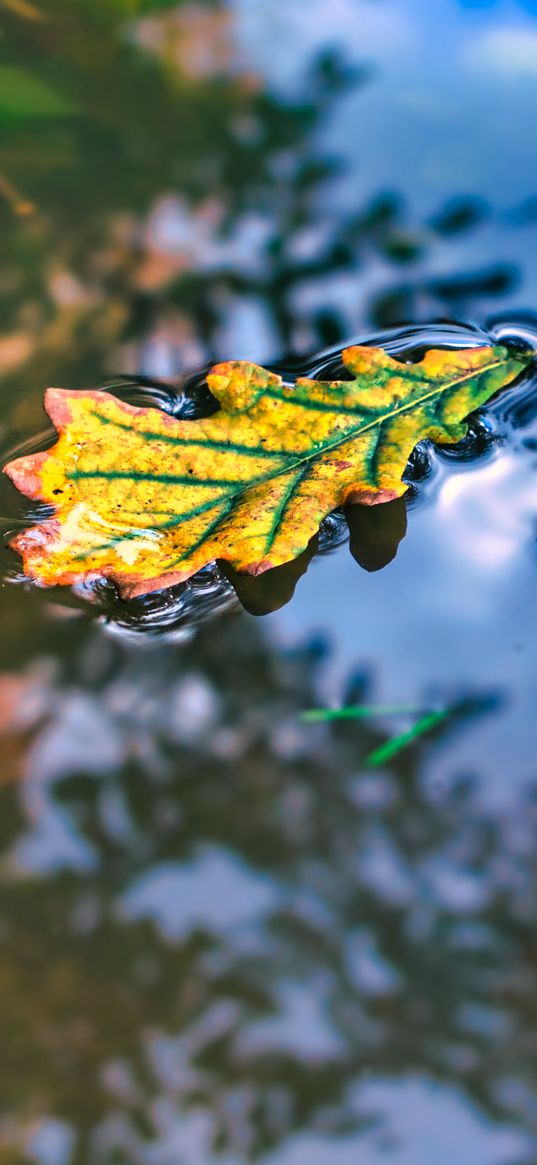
[0, 602, 535, 1163]
[0, 0, 522, 427]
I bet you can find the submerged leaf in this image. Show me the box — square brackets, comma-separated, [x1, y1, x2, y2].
[3, 344, 528, 597]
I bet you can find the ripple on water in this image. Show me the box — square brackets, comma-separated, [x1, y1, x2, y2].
[1, 316, 535, 635]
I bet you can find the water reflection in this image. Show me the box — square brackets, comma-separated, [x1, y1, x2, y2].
[1, 614, 537, 1162]
[2, 0, 536, 415]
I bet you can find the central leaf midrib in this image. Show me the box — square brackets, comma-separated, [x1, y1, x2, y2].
[211, 355, 507, 503]
[71, 357, 507, 515]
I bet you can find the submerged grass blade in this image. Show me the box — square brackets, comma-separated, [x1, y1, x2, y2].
[300, 703, 424, 723]
[364, 709, 450, 767]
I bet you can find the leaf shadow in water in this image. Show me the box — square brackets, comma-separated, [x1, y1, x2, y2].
[221, 496, 407, 616]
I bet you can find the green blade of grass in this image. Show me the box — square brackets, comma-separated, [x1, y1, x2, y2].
[300, 703, 424, 723]
[364, 709, 450, 767]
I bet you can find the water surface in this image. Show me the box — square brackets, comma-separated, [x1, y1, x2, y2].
[0, 3, 536, 1163]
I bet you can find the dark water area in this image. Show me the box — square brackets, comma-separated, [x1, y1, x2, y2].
[0, 2, 537, 1163]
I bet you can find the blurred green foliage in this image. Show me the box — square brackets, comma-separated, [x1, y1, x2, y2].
[0, 0, 517, 421]
[0, 66, 78, 118]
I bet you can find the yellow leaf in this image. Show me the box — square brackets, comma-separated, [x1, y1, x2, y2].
[3, 343, 528, 597]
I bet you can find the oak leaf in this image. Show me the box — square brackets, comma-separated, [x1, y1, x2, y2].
[4, 343, 527, 597]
